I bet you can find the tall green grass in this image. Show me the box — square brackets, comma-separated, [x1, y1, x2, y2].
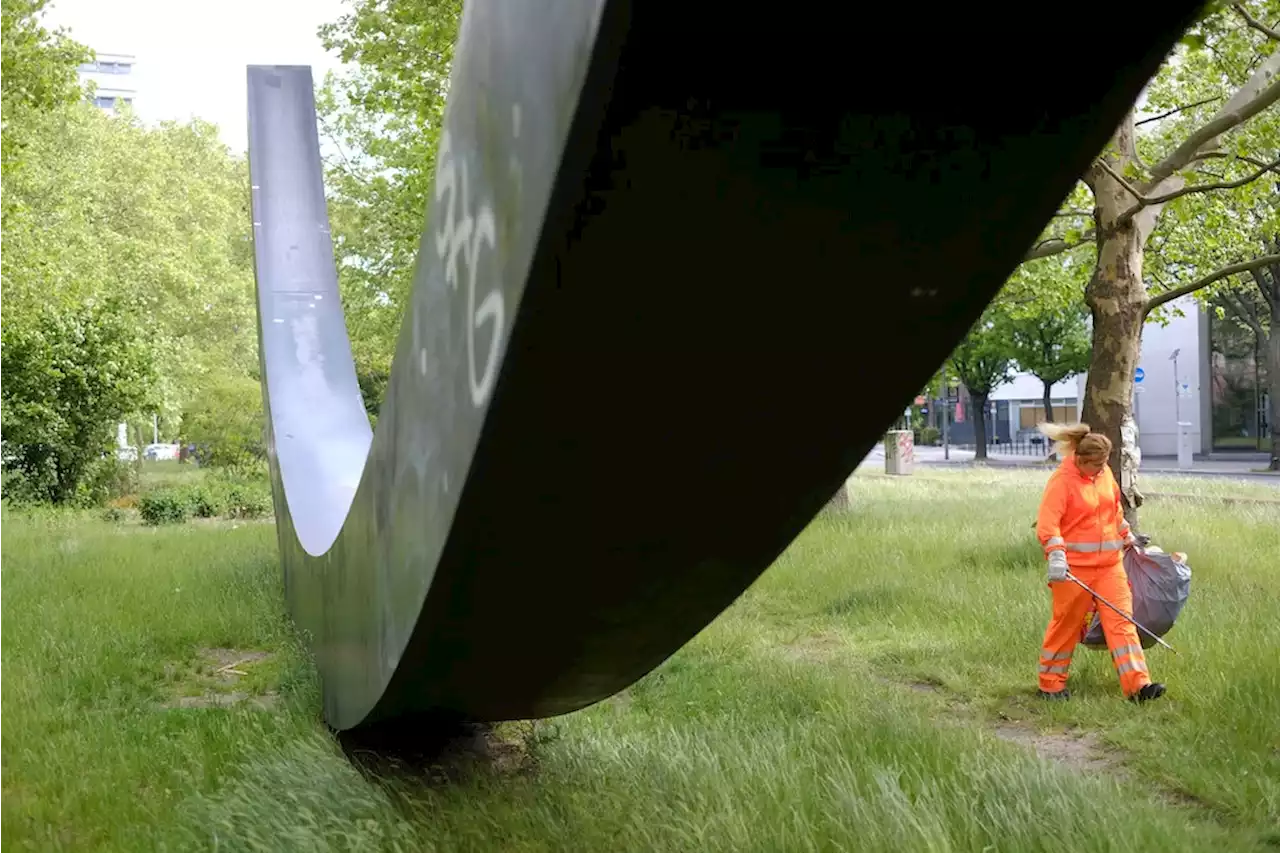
[2, 468, 1276, 851]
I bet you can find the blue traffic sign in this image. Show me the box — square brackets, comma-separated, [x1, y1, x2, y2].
[1134, 367, 1145, 383]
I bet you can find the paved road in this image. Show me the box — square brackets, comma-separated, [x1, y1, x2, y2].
[858, 445, 1280, 484]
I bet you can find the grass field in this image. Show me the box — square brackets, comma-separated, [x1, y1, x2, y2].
[3, 467, 1278, 851]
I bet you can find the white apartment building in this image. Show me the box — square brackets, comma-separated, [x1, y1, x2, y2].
[981, 295, 1270, 457]
[78, 52, 137, 113]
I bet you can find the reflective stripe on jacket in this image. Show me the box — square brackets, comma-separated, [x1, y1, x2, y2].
[1036, 454, 1131, 568]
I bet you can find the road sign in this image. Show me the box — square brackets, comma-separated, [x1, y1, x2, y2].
[1134, 367, 1144, 383]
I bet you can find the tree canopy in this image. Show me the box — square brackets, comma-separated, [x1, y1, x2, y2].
[2, 105, 259, 426]
[2, 0, 260, 501]
[0, 0, 90, 174]
[316, 0, 463, 413]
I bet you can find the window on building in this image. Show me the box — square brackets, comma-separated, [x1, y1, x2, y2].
[94, 96, 116, 109]
[78, 60, 133, 74]
[1208, 292, 1272, 452]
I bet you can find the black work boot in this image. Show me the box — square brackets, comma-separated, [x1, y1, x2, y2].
[1038, 689, 1070, 701]
[1129, 683, 1166, 704]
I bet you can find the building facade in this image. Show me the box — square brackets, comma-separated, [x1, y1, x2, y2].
[77, 52, 136, 113]
[940, 294, 1271, 457]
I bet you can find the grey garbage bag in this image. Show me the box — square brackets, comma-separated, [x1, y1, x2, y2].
[1082, 545, 1191, 650]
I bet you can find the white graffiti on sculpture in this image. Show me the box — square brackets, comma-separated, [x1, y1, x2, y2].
[433, 128, 506, 408]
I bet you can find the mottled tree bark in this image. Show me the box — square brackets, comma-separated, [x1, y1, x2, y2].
[972, 390, 990, 459]
[1268, 322, 1279, 470]
[1060, 56, 1280, 522]
[1080, 116, 1180, 527]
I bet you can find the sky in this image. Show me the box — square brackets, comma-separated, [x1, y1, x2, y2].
[42, 0, 350, 154]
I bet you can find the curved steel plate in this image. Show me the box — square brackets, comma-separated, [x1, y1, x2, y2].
[248, 0, 1202, 730]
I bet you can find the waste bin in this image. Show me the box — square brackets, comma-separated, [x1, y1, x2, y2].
[1177, 421, 1193, 469]
[885, 430, 915, 476]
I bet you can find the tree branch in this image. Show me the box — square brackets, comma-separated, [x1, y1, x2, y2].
[1252, 266, 1280, 309]
[1096, 160, 1147, 204]
[1232, 2, 1280, 41]
[1135, 95, 1224, 126]
[1221, 287, 1268, 340]
[1144, 53, 1280, 186]
[1125, 155, 1280, 210]
[1024, 230, 1095, 261]
[1143, 254, 1280, 317]
[1192, 150, 1278, 172]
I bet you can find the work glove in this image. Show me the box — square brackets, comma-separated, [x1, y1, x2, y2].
[1046, 550, 1068, 583]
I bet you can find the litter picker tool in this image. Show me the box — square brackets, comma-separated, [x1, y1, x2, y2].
[1064, 571, 1178, 655]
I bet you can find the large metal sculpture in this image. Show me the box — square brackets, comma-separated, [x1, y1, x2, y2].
[248, 0, 1203, 732]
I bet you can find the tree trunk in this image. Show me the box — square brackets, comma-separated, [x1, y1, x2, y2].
[1080, 115, 1178, 529]
[972, 391, 990, 460]
[1268, 315, 1279, 471]
[1041, 379, 1058, 461]
[1080, 218, 1149, 518]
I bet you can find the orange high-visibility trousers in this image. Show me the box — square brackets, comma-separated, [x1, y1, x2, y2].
[1039, 559, 1153, 697]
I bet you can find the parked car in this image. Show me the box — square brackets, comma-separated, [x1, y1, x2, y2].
[143, 443, 181, 461]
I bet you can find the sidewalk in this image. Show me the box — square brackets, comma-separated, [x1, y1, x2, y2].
[857, 444, 1279, 482]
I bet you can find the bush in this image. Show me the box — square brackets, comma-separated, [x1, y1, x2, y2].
[188, 486, 225, 519]
[0, 300, 155, 504]
[101, 506, 127, 523]
[77, 455, 141, 507]
[180, 377, 266, 468]
[138, 488, 193, 525]
[224, 484, 271, 519]
[202, 461, 272, 520]
[915, 426, 941, 446]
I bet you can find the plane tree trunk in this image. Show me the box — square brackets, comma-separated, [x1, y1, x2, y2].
[1269, 318, 1280, 471]
[972, 390, 991, 459]
[1067, 55, 1280, 527]
[1080, 122, 1161, 500]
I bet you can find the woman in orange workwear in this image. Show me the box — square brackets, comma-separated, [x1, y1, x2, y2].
[1035, 423, 1166, 703]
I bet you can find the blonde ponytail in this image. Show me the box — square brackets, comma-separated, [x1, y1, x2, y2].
[1039, 422, 1111, 464]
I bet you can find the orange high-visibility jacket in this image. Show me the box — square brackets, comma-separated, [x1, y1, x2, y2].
[1036, 454, 1132, 569]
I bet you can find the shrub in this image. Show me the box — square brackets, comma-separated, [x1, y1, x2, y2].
[188, 485, 225, 519]
[180, 377, 266, 468]
[77, 455, 141, 507]
[138, 488, 193, 525]
[224, 484, 271, 520]
[0, 300, 155, 504]
[915, 426, 941, 446]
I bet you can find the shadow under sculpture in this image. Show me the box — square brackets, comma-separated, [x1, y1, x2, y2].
[246, 0, 1203, 732]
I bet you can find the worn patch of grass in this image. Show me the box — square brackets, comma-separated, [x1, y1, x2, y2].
[2, 468, 1277, 851]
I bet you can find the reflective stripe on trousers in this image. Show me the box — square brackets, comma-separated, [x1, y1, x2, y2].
[1112, 643, 1148, 678]
[1039, 561, 1154, 697]
[1038, 648, 1071, 675]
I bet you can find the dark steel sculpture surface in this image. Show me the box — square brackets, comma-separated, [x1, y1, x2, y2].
[248, 0, 1203, 731]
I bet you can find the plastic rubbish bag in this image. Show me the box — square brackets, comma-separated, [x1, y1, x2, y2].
[1082, 545, 1191, 650]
